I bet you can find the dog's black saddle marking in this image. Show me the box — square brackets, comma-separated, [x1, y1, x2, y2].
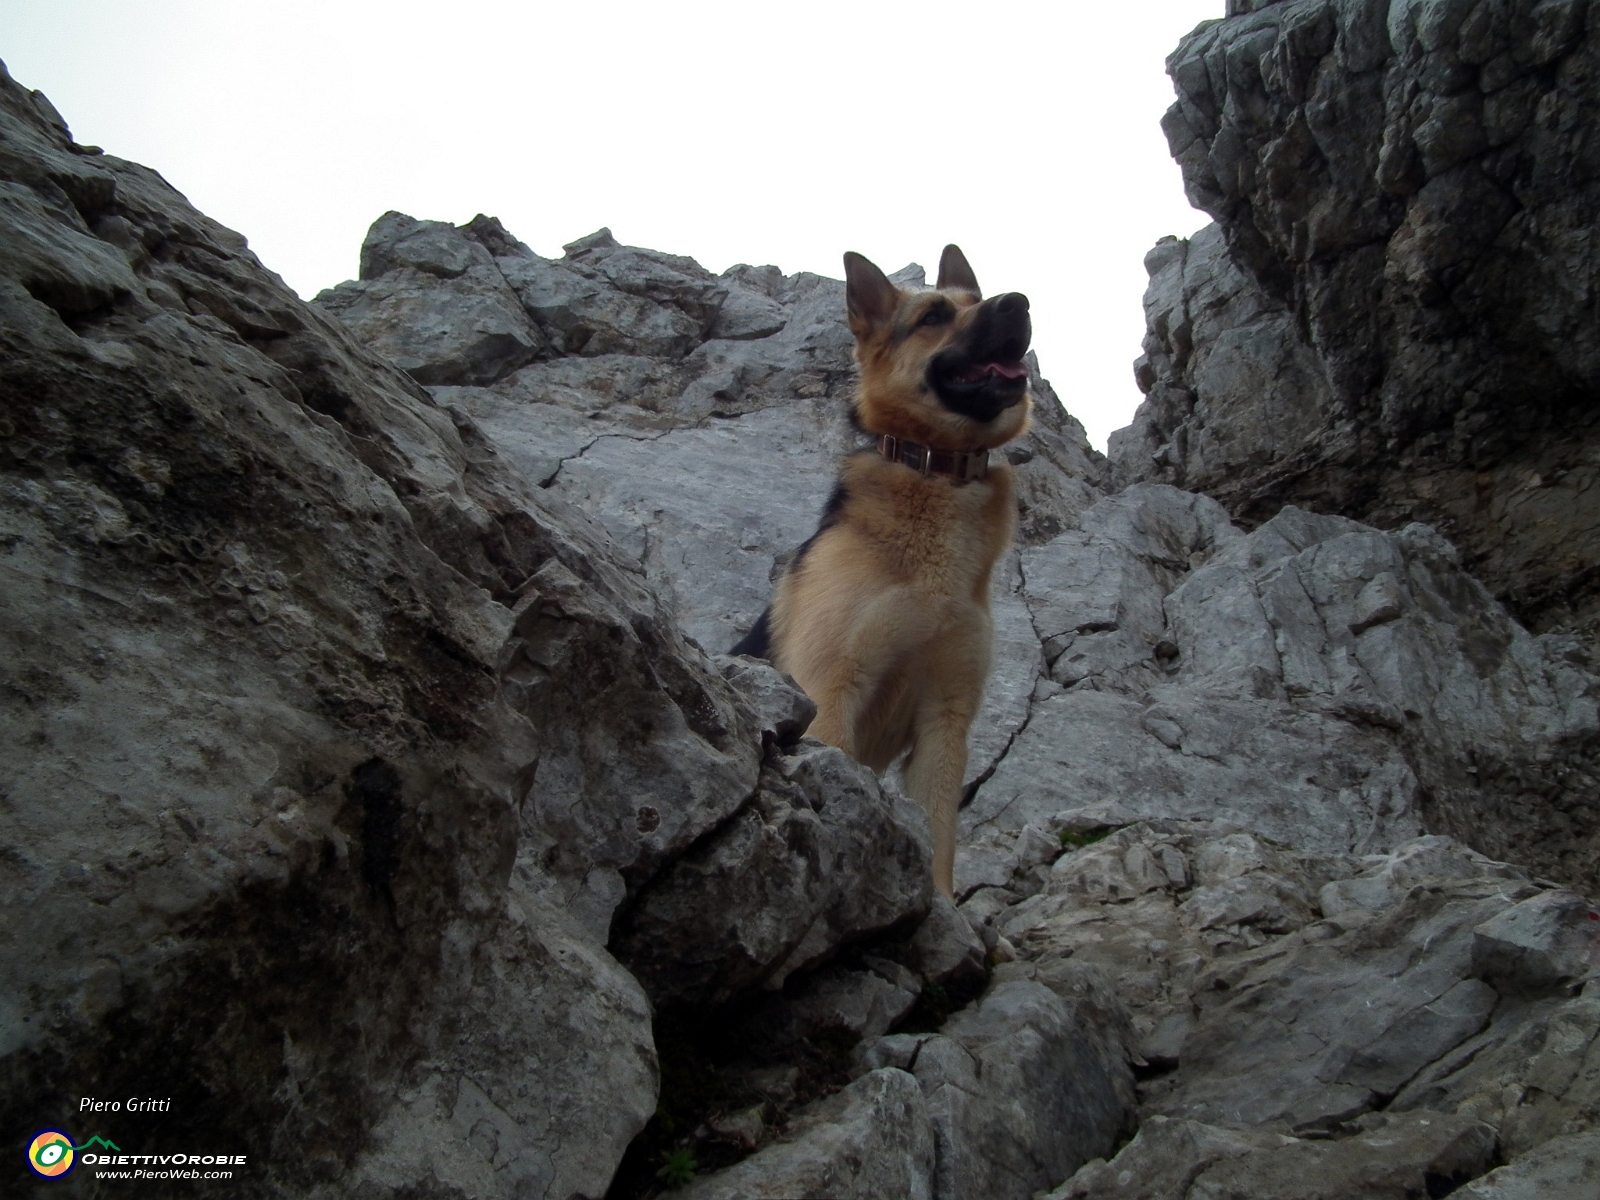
[730, 607, 772, 659]
[731, 467, 858, 661]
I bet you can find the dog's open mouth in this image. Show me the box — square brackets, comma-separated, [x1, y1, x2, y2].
[952, 360, 1029, 384]
[926, 291, 1032, 423]
[928, 354, 1030, 424]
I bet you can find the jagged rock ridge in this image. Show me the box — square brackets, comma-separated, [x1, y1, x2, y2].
[1113, 0, 1600, 652]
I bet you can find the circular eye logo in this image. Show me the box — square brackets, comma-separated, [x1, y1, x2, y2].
[28, 1130, 76, 1178]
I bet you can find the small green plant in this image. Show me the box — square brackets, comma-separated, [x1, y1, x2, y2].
[656, 1148, 698, 1189]
[1059, 827, 1113, 850]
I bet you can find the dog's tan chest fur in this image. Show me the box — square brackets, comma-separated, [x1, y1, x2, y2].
[831, 453, 1015, 598]
[769, 454, 1015, 774]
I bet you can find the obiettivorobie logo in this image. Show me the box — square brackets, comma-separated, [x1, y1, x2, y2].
[27, 1131, 119, 1179]
[27, 1130, 246, 1180]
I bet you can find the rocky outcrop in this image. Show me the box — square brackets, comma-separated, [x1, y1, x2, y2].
[883, 978, 1134, 1200]
[674, 1068, 936, 1200]
[1050, 1109, 1499, 1200]
[0, 61, 930, 1200]
[9, 9, 1600, 1193]
[610, 740, 935, 1008]
[1032, 819, 1600, 1199]
[258, 199, 1600, 1200]
[1112, 0, 1600, 652]
[958, 483, 1600, 897]
[317, 210, 1108, 782]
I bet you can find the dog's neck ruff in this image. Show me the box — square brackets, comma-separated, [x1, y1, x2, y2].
[876, 435, 989, 483]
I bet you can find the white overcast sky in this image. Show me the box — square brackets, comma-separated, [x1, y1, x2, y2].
[2, 0, 1219, 449]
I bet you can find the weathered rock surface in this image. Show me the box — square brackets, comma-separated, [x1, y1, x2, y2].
[1112, 0, 1600, 656]
[12, 4, 1600, 1193]
[315, 212, 549, 385]
[959, 483, 1600, 899]
[676, 1068, 935, 1200]
[611, 740, 935, 1008]
[1028, 817, 1600, 1198]
[910, 979, 1134, 1200]
[1459, 1129, 1600, 1199]
[846, 975, 1134, 1200]
[0, 59, 779, 1200]
[314, 213, 1108, 785]
[1051, 1110, 1497, 1200]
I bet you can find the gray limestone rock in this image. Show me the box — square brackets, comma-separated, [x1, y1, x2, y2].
[910, 979, 1134, 1200]
[1044, 1115, 1287, 1199]
[0, 177, 139, 312]
[1183, 1110, 1496, 1200]
[1114, 0, 1600, 674]
[497, 249, 705, 359]
[714, 653, 817, 747]
[1389, 976, 1600, 1161]
[677, 1068, 935, 1200]
[609, 741, 934, 1008]
[1471, 889, 1600, 995]
[502, 554, 765, 897]
[906, 892, 988, 990]
[0, 62, 777, 1200]
[709, 267, 789, 340]
[774, 963, 921, 1043]
[1164, 505, 1600, 893]
[1054, 1110, 1498, 1199]
[961, 485, 1600, 900]
[1320, 835, 1528, 919]
[1146, 877, 1529, 1131]
[1459, 1130, 1600, 1200]
[991, 819, 1593, 1145]
[316, 212, 548, 386]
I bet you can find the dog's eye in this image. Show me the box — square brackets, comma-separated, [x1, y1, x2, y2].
[919, 305, 952, 328]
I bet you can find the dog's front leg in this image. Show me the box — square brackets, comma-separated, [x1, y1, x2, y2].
[786, 586, 929, 772]
[902, 705, 974, 899]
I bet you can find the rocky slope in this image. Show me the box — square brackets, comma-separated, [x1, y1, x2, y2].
[1112, 0, 1600, 657]
[0, 60, 939, 1200]
[5, 7, 1600, 1195]
[311, 203, 1598, 1196]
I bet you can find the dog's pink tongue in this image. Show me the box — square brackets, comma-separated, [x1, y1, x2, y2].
[985, 361, 1028, 380]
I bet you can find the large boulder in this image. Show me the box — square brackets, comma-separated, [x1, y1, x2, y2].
[1111, 0, 1600, 657]
[0, 60, 784, 1199]
[611, 741, 935, 1008]
[315, 211, 549, 385]
[909, 979, 1134, 1200]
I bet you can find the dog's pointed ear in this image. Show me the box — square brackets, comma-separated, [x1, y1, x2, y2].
[937, 244, 981, 297]
[844, 251, 899, 336]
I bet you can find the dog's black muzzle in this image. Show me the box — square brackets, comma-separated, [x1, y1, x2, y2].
[927, 292, 1032, 424]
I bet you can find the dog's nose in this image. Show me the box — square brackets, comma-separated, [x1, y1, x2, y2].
[994, 292, 1029, 315]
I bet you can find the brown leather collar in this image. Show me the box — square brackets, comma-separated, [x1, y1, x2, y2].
[877, 435, 989, 483]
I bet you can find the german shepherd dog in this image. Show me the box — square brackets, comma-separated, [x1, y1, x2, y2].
[733, 246, 1032, 897]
